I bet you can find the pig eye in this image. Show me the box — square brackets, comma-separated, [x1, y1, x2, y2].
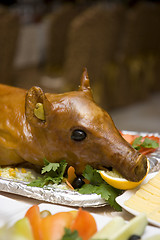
[71, 129, 87, 141]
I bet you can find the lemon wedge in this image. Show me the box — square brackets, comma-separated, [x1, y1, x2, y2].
[99, 159, 150, 190]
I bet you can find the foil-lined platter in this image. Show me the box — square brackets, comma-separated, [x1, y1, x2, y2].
[0, 131, 159, 208]
[0, 178, 106, 207]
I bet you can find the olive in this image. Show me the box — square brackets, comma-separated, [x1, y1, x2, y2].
[71, 129, 87, 141]
[128, 235, 141, 240]
[72, 176, 85, 189]
[40, 210, 51, 218]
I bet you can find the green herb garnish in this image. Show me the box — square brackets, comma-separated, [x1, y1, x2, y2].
[28, 160, 122, 210]
[62, 228, 82, 240]
[28, 159, 67, 188]
[79, 165, 122, 211]
[132, 136, 159, 150]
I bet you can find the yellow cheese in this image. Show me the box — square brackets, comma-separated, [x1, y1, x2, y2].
[141, 183, 160, 196]
[149, 178, 160, 189]
[136, 189, 160, 204]
[153, 171, 160, 178]
[148, 207, 160, 222]
[124, 171, 160, 223]
[125, 195, 158, 214]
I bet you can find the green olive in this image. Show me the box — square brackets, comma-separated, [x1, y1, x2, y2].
[34, 103, 45, 121]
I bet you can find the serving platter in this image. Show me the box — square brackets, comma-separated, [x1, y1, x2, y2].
[0, 130, 159, 208]
[6, 203, 160, 239]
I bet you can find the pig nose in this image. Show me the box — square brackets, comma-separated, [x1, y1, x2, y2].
[134, 154, 148, 182]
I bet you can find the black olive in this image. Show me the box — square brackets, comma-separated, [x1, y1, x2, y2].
[128, 235, 141, 240]
[71, 129, 87, 141]
[72, 176, 85, 189]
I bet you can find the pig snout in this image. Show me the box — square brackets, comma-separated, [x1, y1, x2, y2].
[99, 128, 148, 182]
[133, 154, 148, 181]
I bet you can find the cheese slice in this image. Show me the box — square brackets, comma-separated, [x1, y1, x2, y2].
[149, 178, 160, 189]
[136, 189, 160, 204]
[125, 195, 158, 214]
[148, 207, 160, 222]
[125, 171, 160, 223]
[141, 183, 160, 196]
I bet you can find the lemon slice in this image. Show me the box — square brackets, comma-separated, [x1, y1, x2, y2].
[99, 159, 150, 190]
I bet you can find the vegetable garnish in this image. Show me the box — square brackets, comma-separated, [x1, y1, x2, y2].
[1, 205, 156, 240]
[28, 161, 122, 211]
[62, 228, 82, 240]
[24, 205, 96, 240]
[28, 159, 67, 188]
[132, 136, 159, 150]
[78, 165, 123, 211]
[121, 132, 159, 155]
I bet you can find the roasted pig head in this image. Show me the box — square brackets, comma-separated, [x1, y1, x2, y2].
[0, 68, 147, 181]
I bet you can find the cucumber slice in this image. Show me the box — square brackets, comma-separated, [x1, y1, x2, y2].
[12, 217, 34, 240]
[91, 216, 125, 239]
[110, 213, 147, 240]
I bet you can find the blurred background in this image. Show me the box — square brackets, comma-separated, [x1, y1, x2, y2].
[0, 0, 159, 132]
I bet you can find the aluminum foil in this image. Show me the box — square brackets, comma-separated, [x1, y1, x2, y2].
[0, 131, 159, 208]
[0, 178, 106, 207]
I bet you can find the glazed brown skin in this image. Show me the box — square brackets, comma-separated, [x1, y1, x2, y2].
[0, 69, 147, 181]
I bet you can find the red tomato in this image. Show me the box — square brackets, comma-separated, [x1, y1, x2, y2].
[140, 135, 159, 155]
[120, 132, 159, 155]
[120, 133, 138, 144]
[70, 208, 97, 240]
[139, 147, 156, 155]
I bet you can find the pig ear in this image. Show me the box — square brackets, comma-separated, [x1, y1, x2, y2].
[25, 86, 51, 127]
[79, 68, 93, 98]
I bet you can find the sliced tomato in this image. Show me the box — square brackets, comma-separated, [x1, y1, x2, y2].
[120, 132, 159, 155]
[120, 133, 138, 144]
[41, 212, 74, 240]
[25, 205, 42, 240]
[70, 208, 97, 240]
[139, 147, 156, 155]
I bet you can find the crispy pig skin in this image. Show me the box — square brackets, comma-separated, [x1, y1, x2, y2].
[0, 69, 147, 181]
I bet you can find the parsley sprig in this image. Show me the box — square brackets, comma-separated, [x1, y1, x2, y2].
[28, 158, 67, 188]
[78, 165, 122, 211]
[132, 136, 159, 150]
